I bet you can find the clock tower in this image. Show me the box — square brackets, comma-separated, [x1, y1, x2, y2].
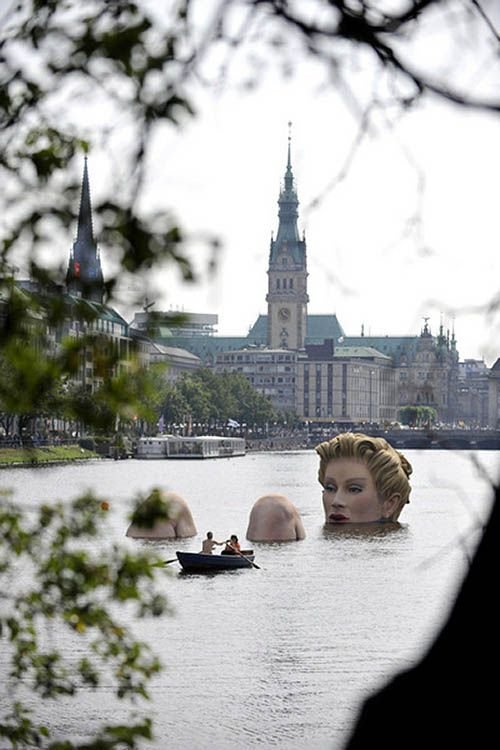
[266, 125, 308, 349]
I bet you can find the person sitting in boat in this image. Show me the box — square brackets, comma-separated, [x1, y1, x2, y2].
[201, 531, 224, 554]
[222, 534, 241, 555]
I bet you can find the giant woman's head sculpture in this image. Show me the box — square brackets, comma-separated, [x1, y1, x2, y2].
[316, 433, 412, 524]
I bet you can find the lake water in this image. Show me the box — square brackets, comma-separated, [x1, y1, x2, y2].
[1, 449, 498, 749]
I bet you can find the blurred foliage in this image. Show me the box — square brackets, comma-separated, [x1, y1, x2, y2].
[0, 491, 169, 747]
[399, 404, 438, 428]
[1, 0, 201, 303]
[129, 487, 171, 530]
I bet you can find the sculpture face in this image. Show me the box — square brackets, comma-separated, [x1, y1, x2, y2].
[246, 494, 306, 542]
[322, 458, 397, 524]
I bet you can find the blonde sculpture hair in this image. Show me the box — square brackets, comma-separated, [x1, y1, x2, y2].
[315, 432, 413, 521]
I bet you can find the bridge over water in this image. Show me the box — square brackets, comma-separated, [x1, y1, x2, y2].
[353, 429, 500, 451]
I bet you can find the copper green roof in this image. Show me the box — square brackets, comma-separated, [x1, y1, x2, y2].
[343, 335, 422, 366]
[15, 283, 127, 327]
[246, 313, 346, 345]
[65, 295, 127, 325]
[305, 315, 346, 343]
[334, 346, 392, 360]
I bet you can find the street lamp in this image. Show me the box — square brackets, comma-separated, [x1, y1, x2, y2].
[369, 370, 375, 423]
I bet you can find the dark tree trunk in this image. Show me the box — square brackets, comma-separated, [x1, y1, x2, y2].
[345, 484, 499, 748]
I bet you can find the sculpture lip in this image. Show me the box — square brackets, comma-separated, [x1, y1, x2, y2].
[329, 513, 349, 523]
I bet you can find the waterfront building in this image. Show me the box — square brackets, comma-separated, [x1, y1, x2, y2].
[457, 359, 489, 427]
[215, 347, 297, 412]
[488, 358, 500, 428]
[130, 310, 218, 338]
[296, 340, 397, 423]
[15, 278, 130, 396]
[171, 131, 461, 425]
[6, 159, 203, 402]
[394, 320, 459, 424]
[23, 160, 130, 393]
[149, 342, 201, 382]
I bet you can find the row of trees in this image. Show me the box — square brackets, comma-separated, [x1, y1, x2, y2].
[0, 354, 279, 439]
[2, 347, 443, 441]
[398, 405, 437, 428]
[157, 368, 277, 430]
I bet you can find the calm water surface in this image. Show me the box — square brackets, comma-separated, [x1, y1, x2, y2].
[1, 449, 498, 749]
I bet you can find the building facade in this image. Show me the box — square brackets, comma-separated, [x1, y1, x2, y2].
[488, 358, 500, 428]
[128, 132, 500, 426]
[12, 160, 199, 397]
[215, 347, 297, 412]
[149, 342, 201, 382]
[395, 320, 459, 424]
[456, 359, 490, 427]
[296, 341, 397, 423]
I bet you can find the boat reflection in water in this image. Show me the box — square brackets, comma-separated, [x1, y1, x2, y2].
[135, 435, 246, 459]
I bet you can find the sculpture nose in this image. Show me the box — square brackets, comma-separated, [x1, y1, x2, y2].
[332, 496, 346, 509]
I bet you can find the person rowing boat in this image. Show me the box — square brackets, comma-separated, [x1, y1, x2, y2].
[222, 534, 240, 555]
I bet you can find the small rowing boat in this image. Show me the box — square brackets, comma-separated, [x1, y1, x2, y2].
[176, 550, 256, 572]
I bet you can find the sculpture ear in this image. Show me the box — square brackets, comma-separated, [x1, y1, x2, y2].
[381, 493, 400, 520]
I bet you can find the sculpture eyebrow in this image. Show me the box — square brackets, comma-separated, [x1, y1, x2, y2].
[324, 475, 368, 483]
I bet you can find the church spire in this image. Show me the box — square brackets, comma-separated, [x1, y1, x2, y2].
[66, 157, 104, 303]
[77, 156, 95, 248]
[273, 121, 300, 249]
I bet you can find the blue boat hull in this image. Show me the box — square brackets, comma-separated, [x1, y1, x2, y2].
[176, 551, 255, 571]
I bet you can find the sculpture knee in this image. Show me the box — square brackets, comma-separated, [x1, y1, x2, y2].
[246, 494, 305, 541]
[126, 490, 197, 539]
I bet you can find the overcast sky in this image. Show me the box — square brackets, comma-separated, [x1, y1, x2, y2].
[54, 1, 500, 366]
[125, 78, 500, 365]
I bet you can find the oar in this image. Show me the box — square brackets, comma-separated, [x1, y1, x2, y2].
[227, 544, 260, 570]
[151, 558, 178, 567]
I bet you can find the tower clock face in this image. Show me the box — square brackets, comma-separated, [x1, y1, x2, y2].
[278, 307, 290, 321]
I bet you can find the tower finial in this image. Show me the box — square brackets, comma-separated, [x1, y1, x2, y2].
[287, 121, 292, 166]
